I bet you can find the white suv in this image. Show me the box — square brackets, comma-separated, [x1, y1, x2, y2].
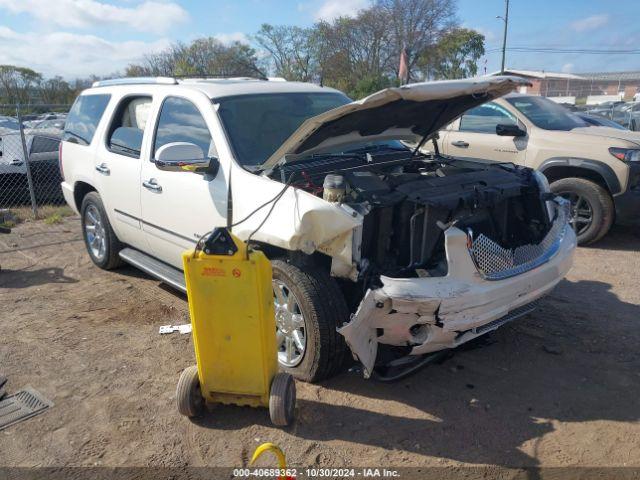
[60, 76, 576, 382]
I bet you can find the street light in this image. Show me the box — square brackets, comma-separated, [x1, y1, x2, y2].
[497, 0, 510, 74]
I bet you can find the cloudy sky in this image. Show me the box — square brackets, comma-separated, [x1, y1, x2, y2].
[0, 0, 638, 79]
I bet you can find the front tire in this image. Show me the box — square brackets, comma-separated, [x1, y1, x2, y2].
[271, 260, 349, 383]
[550, 177, 614, 245]
[80, 191, 123, 269]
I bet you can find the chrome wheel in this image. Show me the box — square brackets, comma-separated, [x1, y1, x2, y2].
[84, 204, 106, 261]
[273, 279, 306, 367]
[561, 193, 593, 236]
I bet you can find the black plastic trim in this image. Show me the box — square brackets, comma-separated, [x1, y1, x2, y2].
[113, 208, 198, 244]
[538, 157, 622, 195]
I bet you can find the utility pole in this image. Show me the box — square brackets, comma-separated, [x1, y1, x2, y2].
[498, 0, 510, 74]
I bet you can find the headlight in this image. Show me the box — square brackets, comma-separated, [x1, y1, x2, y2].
[609, 147, 640, 162]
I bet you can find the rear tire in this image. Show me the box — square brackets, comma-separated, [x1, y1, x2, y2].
[269, 372, 296, 426]
[550, 177, 614, 245]
[80, 191, 123, 269]
[271, 260, 349, 383]
[176, 365, 204, 418]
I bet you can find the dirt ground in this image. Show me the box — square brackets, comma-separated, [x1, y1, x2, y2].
[1, 216, 639, 475]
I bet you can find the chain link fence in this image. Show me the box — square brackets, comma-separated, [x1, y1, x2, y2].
[0, 103, 77, 248]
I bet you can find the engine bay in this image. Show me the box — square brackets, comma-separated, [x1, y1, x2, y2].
[268, 147, 552, 285]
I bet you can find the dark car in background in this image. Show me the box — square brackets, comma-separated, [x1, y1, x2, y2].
[0, 127, 63, 207]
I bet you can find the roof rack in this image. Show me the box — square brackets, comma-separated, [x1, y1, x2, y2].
[174, 72, 268, 81]
[91, 74, 275, 88]
[92, 77, 178, 88]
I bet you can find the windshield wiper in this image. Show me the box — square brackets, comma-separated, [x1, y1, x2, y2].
[343, 144, 409, 154]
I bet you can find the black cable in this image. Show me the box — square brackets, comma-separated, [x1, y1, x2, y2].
[193, 172, 295, 256]
[229, 172, 295, 228]
[244, 180, 292, 258]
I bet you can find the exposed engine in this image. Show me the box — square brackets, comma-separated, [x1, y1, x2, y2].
[269, 148, 552, 287]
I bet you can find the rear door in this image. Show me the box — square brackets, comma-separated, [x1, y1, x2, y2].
[92, 94, 154, 249]
[443, 101, 528, 166]
[140, 94, 227, 269]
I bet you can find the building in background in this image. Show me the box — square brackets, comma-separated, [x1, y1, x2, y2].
[490, 69, 640, 104]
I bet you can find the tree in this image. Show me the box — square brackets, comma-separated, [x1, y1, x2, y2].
[376, 0, 457, 81]
[39, 76, 74, 104]
[0, 65, 42, 104]
[125, 37, 264, 78]
[255, 24, 316, 81]
[421, 28, 485, 79]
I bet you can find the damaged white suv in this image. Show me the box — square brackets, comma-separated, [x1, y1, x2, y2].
[60, 75, 576, 382]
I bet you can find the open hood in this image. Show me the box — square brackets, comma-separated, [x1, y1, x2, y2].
[262, 75, 531, 169]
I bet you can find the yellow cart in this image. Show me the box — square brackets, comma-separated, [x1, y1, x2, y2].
[176, 228, 296, 426]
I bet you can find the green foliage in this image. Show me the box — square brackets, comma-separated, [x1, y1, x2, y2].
[255, 1, 482, 94]
[348, 75, 398, 100]
[125, 37, 264, 78]
[44, 213, 63, 225]
[420, 28, 485, 80]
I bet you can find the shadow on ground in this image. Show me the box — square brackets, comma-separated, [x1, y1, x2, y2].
[586, 225, 640, 252]
[191, 276, 640, 471]
[0, 266, 78, 288]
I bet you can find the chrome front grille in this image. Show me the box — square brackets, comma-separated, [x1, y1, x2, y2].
[469, 200, 570, 281]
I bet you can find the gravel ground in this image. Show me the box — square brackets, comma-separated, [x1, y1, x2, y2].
[0, 217, 639, 476]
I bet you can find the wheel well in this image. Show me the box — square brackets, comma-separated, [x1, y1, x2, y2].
[73, 182, 96, 211]
[542, 166, 610, 193]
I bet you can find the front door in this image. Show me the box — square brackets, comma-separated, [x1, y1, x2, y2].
[444, 101, 528, 166]
[140, 95, 227, 269]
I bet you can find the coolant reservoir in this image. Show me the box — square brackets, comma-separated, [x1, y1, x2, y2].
[323, 174, 346, 203]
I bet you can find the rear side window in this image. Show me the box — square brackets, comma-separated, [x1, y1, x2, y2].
[107, 96, 152, 159]
[64, 94, 111, 145]
[153, 97, 213, 158]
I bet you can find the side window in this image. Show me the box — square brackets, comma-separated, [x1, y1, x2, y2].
[153, 97, 213, 158]
[63, 94, 111, 145]
[459, 102, 517, 134]
[106, 96, 152, 159]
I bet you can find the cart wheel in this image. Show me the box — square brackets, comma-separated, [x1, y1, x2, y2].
[176, 365, 204, 417]
[269, 372, 296, 426]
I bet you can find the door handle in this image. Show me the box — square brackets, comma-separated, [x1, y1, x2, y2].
[142, 178, 162, 193]
[95, 163, 110, 175]
[9, 159, 24, 166]
[451, 140, 469, 148]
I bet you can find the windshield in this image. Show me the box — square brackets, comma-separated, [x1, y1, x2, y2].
[506, 96, 589, 131]
[217, 92, 351, 167]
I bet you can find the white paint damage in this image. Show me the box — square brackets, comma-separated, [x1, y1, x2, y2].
[338, 202, 577, 378]
[230, 169, 364, 268]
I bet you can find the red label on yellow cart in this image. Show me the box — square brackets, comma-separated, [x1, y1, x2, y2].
[201, 266, 226, 277]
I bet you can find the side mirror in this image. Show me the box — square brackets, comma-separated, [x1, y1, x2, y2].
[155, 142, 219, 176]
[496, 124, 526, 137]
